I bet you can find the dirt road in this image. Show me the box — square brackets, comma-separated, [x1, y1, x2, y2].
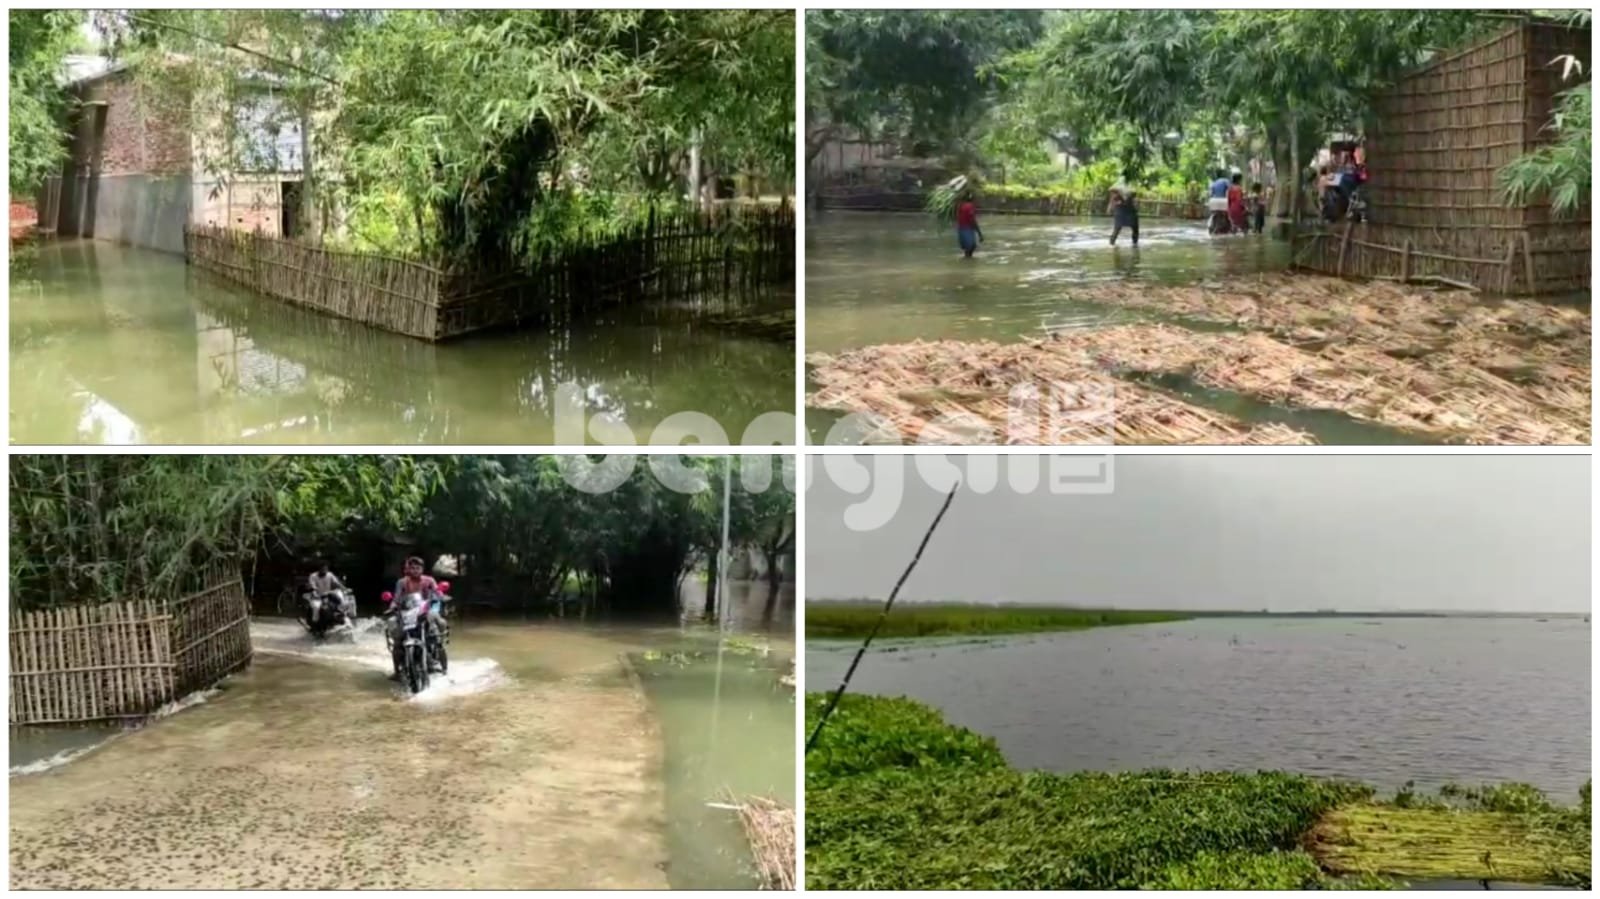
[10, 624, 671, 889]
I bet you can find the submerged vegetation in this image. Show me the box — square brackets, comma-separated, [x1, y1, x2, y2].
[806, 602, 1189, 639]
[804, 693, 1591, 889]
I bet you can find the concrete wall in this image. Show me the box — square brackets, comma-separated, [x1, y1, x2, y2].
[91, 174, 192, 255]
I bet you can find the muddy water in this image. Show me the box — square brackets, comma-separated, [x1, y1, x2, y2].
[10, 618, 794, 889]
[10, 240, 793, 445]
[805, 211, 1414, 445]
[678, 578, 797, 635]
[635, 647, 795, 888]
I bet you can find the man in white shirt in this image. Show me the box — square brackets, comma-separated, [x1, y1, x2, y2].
[307, 562, 346, 624]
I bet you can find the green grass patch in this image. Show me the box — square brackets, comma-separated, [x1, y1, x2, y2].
[804, 693, 1590, 889]
[805, 602, 1190, 639]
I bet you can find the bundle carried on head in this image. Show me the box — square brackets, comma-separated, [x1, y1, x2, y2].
[926, 175, 971, 224]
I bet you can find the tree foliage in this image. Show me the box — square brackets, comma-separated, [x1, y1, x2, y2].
[9, 10, 85, 194]
[424, 455, 793, 620]
[992, 10, 1483, 182]
[11, 455, 793, 622]
[1499, 11, 1592, 216]
[90, 10, 792, 265]
[805, 10, 1043, 163]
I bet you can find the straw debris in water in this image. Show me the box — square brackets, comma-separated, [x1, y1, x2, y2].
[1048, 325, 1590, 445]
[808, 319, 1588, 445]
[807, 341, 1314, 445]
[1068, 274, 1590, 364]
[726, 794, 795, 890]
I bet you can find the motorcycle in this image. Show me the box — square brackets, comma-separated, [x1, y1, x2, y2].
[382, 581, 452, 694]
[301, 586, 356, 641]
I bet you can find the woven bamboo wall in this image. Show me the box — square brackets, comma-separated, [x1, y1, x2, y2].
[1305, 21, 1590, 294]
[1369, 25, 1528, 249]
[186, 225, 445, 340]
[9, 567, 252, 726]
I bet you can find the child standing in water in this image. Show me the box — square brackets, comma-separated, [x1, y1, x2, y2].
[955, 192, 983, 258]
[1108, 185, 1139, 246]
[1250, 183, 1267, 234]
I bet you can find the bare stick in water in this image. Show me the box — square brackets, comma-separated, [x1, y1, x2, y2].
[805, 483, 960, 752]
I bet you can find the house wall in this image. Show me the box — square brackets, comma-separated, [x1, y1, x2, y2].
[60, 71, 195, 254]
[193, 178, 283, 236]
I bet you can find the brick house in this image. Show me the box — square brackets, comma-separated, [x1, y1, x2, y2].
[45, 54, 316, 255]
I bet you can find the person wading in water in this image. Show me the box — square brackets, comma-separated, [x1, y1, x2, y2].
[1108, 183, 1139, 247]
[955, 191, 983, 258]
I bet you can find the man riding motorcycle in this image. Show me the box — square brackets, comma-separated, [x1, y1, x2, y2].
[305, 561, 350, 626]
[385, 557, 447, 679]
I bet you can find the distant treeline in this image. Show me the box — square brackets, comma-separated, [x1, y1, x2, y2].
[805, 601, 1582, 639]
[805, 603, 1188, 639]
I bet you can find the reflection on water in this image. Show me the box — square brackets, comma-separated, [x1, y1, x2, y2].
[678, 578, 796, 635]
[805, 211, 1289, 354]
[807, 617, 1590, 797]
[11, 241, 793, 444]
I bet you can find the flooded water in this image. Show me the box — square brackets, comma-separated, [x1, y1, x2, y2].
[634, 647, 795, 888]
[807, 616, 1590, 798]
[10, 240, 793, 445]
[806, 211, 1290, 353]
[11, 618, 794, 889]
[805, 211, 1415, 445]
[678, 578, 796, 635]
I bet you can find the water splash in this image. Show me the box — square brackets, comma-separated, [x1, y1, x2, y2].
[10, 687, 221, 777]
[407, 658, 510, 705]
[10, 742, 112, 777]
[251, 618, 509, 703]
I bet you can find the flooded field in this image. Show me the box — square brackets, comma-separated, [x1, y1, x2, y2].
[804, 212, 1586, 445]
[11, 616, 794, 889]
[806, 211, 1290, 353]
[808, 616, 1590, 797]
[10, 241, 793, 445]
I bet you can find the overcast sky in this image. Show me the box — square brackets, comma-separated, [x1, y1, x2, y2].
[806, 456, 1590, 613]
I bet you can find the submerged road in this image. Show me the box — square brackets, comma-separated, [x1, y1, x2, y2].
[9, 622, 671, 889]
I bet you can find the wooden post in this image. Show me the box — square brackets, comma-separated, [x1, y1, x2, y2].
[1520, 231, 1536, 295]
[1400, 239, 1412, 284]
[1502, 241, 1516, 294]
[1335, 219, 1354, 276]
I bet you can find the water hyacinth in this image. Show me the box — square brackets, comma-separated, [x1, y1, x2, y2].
[804, 693, 1590, 890]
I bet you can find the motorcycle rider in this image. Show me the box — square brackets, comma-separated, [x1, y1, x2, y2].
[386, 556, 447, 678]
[306, 561, 346, 625]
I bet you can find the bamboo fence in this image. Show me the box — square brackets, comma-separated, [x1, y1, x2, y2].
[185, 224, 445, 340]
[185, 204, 794, 341]
[9, 564, 251, 726]
[437, 204, 794, 337]
[1299, 21, 1590, 294]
